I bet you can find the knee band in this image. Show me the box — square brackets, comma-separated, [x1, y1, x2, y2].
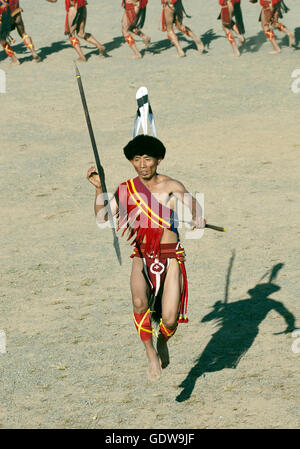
[160, 319, 177, 341]
[133, 309, 153, 341]
[178, 25, 189, 36]
[265, 29, 274, 40]
[22, 34, 33, 49]
[226, 31, 234, 44]
[125, 34, 135, 47]
[2, 42, 15, 57]
[277, 23, 285, 32]
[70, 36, 79, 47]
[233, 23, 239, 34]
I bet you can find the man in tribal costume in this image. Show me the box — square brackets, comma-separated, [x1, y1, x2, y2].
[161, 0, 204, 57]
[218, 0, 246, 57]
[122, 0, 150, 59]
[0, 0, 40, 64]
[47, 0, 105, 62]
[87, 135, 206, 381]
[251, 0, 295, 54]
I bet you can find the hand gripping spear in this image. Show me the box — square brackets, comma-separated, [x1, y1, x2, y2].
[74, 63, 122, 265]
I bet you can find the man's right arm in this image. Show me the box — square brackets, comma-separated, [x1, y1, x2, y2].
[87, 166, 119, 224]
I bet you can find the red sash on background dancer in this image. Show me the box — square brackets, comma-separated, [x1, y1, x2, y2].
[161, 0, 177, 32]
[122, 0, 148, 31]
[8, 0, 20, 13]
[64, 0, 87, 34]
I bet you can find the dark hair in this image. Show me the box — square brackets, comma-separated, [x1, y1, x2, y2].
[123, 135, 166, 161]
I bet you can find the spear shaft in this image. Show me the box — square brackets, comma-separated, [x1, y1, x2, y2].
[74, 63, 122, 265]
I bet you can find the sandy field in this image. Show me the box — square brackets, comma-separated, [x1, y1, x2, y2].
[0, 0, 300, 430]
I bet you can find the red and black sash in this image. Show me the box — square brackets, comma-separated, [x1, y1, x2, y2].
[116, 176, 176, 257]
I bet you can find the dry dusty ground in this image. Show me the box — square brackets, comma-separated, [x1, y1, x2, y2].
[0, 0, 300, 429]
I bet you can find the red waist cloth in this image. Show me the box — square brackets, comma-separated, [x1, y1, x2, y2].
[8, 0, 19, 12]
[219, 0, 240, 5]
[64, 0, 87, 34]
[260, 0, 280, 6]
[131, 242, 189, 323]
[65, 0, 87, 11]
[122, 1, 148, 27]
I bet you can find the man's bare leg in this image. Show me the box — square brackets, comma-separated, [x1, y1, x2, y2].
[1, 40, 20, 65]
[68, 6, 86, 61]
[223, 25, 240, 57]
[122, 10, 142, 59]
[131, 258, 161, 381]
[233, 24, 245, 47]
[272, 15, 295, 47]
[132, 28, 151, 48]
[157, 259, 182, 369]
[163, 4, 185, 57]
[14, 14, 41, 62]
[77, 6, 106, 56]
[175, 20, 204, 53]
[261, 10, 280, 54]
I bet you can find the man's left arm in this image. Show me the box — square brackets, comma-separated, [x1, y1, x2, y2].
[171, 180, 206, 230]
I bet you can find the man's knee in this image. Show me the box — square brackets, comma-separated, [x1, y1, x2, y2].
[161, 312, 178, 330]
[78, 32, 91, 40]
[132, 296, 148, 313]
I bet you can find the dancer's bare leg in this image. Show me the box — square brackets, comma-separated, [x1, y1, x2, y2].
[272, 11, 295, 47]
[163, 3, 185, 57]
[261, 9, 280, 54]
[122, 9, 142, 58]
[77, 6, 106, 56]
[175, 20, 204, 53]
[132, 28, 151, 48]
[223, 25, 240, 57]
[1, 40, 20, 65]
[233, 23, 245, 47]
[131, 258, 161, 381]
[68, 6, 86, 61]
[15, 13, 41, 62]
[157, 259, 182, 369]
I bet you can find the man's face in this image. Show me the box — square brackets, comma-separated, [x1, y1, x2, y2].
[130, 154, 161, 180]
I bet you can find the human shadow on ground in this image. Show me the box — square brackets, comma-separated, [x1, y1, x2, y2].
[201, 28, 223, 50]
[0, 40, 69, 63]
[0, 36, 124, 64]
[176, 254, 296, 403]
[148, 29, 222, 55]
[293, 27, 300, 49]
[84, 35, 124, 59]
[240, 31, 266, 54]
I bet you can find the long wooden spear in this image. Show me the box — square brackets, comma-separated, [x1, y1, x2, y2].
[74, 63, 122, 265]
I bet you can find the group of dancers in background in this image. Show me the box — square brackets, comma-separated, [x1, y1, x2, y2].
[0, 0, 296, 64]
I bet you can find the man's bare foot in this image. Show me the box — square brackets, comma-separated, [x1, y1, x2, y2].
[146, 347, 162, 381]
[288, 32, 295, 47]
[230, 48, 240, 57]
[10, 58, 20, 66]
[157, 334, 169, 369]
[177, 49, 185, 57]
[143, 36, 151, 48]
[196, 39, 204, 53]
[269, 49, 280, 54]
[132, 52, 142, 59]
[238, 35, 245, 47]
[98, 45, 106, 56]
[33, 55, 41, 63]
[77, 56, 87, 62]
